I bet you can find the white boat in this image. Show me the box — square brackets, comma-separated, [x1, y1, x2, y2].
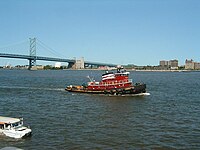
[0, 116, 32, 139]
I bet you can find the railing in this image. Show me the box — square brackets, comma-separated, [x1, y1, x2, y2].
[89, 79, 132, 86]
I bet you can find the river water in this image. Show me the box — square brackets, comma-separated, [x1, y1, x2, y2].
[0, 70, 200, 149]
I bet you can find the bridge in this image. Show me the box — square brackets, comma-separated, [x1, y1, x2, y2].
[0, 38, 116, 69]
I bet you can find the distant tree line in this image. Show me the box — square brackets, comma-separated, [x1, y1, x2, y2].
[43, 65, 67, 70]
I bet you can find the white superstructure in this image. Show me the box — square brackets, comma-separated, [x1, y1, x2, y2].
[0, 116, 31, 139]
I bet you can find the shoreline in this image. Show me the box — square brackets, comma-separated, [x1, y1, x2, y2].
[1, 68, 199, 72]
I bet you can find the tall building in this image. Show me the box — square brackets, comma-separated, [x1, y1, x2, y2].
[185, 59, 194, 70]
[159, 59, 178, 69]
[194, 62, 200, 70]
[160, 60, 169, 67]
[169, 59, 178, 69]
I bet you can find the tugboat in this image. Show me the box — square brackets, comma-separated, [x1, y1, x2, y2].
[66, 67, 147, 96]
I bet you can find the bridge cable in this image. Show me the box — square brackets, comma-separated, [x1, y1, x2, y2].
[37, 39, 67, 59]
[0, 40, 28, 51]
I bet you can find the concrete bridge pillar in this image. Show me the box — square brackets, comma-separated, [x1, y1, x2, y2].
[67, 57, 84, 69]
[67, 62, 75, 69]
[75, 57, 84, 69]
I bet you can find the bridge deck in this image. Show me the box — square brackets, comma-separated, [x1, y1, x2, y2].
[0, 53, 116, 67]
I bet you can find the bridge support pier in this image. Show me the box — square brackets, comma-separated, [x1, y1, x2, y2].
[28, 58, 37, 70]
[67, 62, 75, 69]
[28, 38, 37, 70]
[67, 57, 84, 69]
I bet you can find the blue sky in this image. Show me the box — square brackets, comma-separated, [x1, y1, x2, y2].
[0, 0, 200, 66]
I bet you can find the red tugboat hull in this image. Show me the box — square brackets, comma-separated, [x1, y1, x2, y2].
[65, 83, 146, 95]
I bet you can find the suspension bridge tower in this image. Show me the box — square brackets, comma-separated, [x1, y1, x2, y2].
[29, 38, 37, 70]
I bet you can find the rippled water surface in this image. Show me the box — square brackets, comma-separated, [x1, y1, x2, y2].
[0, 70, 200, 149]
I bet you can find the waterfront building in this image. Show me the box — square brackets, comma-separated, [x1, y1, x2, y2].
[159, 59, 178, 70]
[185, 59, 194, 70]
[194, 62, 200, 70]
[169, 59, 178, 69]
[160, 60, 169, 67]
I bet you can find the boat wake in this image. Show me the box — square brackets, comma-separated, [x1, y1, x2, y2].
[139, 92, 150, 96]
[0, 86, 65, 92]
[107, 92, 150, 97]
[0, 147, 23, 150]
